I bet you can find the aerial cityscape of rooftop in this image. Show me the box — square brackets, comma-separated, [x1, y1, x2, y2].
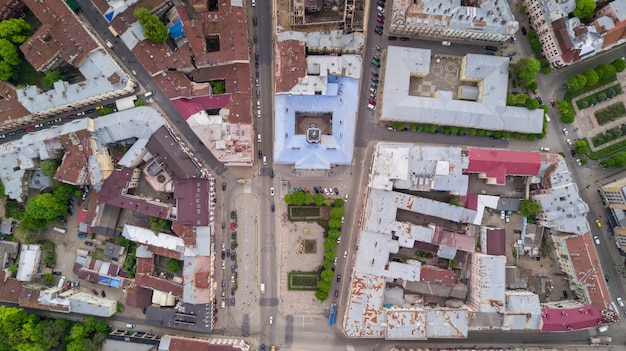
[0, 0, 625, 350]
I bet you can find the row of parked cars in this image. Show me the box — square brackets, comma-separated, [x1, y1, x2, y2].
[0, 103, 117, 139]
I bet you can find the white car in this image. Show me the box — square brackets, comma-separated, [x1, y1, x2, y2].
[252, 0, 256, 6]
[344, 194, 349, 202]
[441, 41, 451, 46]
[566, 138, 572, 147]
[222, 261, 226, 270]
[257, 134, 262, 143]
[269, 316, 273, 324]
[333, 257, 338, 265]
[270, 187, 275, 196]
[343, 250, 348, 258]
[562, 128, 568, 136]
[500, 211, 505, 220]
[337, 236, 341, 244]
[231, 274, 235, 283]
[617, 297, 624, 307]
[594, 236, 600, 245]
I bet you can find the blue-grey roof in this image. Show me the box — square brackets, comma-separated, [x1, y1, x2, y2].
[380, 47, 544, 134]
[274, 75, 357, 170]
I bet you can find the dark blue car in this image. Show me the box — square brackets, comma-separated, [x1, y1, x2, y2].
[77, 233, 87, 239]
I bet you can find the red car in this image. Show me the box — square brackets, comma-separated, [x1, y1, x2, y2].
[369, 99, 377, 105]
[26, 125, 35, 131]
[376, 17, 384, 25]
[550, 99, 556, 107]
[231, 222, 236, 230]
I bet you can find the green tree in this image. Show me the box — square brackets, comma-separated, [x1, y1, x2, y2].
[511, 57, 540, 87]
[42, 70, 62, 88]
[210, 81, 225, 94]
[0, 38, 20, 65]
[313, 193, 324, 206]
[584, 69, 599, 86]
[52, 183, 75, 204]
[41, 273, 54, 285]
[303, 192, 313, 205]
[574, 139, 591, 155]
[329, 207, 344, 219]
[565, 76, 582, 92]
[8, 263, 17, 272]
[317, 280, 331, 293]
[98, 107, 115, 116]
[290, 191, 305, 206]
[22, 193, 67, 230]
[166, 259, 181, 272]
[327, 228, 341, 240]
[528, 81, 538, 91]
[612, 151, 626, 168]
[321, 269, 334, 281]
[613, 58, 626, 73]
[134, 8, 169, 43]
[519, 199, 542, 218]
[148, 216, 171, 233]
[0, 18, 32, 44]
[596, 63, 616, 80]
[134, 99, 146, 107]
[573, 0, 596, 20]
[506, 94, 517, 106]
[525, 98, 540, 109]
[40, 159, 59, 178]
[516, 93, 529, 104]
[333, 198, 344, 207]
[324, 237, 338, 251]
[314, 289, 328, 301]
[575, 73, 587, 88]
[328, 219, 342, 229]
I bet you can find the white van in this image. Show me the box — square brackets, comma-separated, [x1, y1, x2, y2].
[598, 325, 608, 333]
[221, 300, 226, 309]
[126, 323, 135, 329]
[52, 226, 66, 234]
[58, 276, 66, 288]
[263, 155, 267, 165]
[144, 91, 153, 98]
[260, 283, 266, 294]
[367, 104, 376, 110]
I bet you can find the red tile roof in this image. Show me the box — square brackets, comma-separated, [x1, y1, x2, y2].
[20, 0, 98, 71]
[602, 21, 626, 48]
[0, 81, 31, 129]
[136, 256, 184, 297]
[54, 131, 93, 186]
[466, 148, 541, 185]
[162, 335, 244, 351]
[275, 40, 307, 93]
[552, 18, 581, 65]
[171, 95, 232, 120]
[98, 167, 172, 220]
[125, 285, 153, 308]
[485, 228, 506, 256]
[171, 222, 197, 246]
[172, 178, 210, 226]
[564, 233, 611, 310]
[432, 227, 475, 252]
[540, 305, 604, 332]
[420, 266, 456, 285]
[77, 209, 87, 224]
[0, 271, 22, 303]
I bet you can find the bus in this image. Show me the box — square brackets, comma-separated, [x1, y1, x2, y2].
[329, 303, 337, 325]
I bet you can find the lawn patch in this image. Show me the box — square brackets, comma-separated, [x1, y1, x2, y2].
[289, 206, 322, 220]
[576, 84, 622, 111]
[288, 271, 319, 290]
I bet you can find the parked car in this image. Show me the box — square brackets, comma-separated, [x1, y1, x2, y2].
[400, 37, 410, 41]
[334, 290, 339, 298]
[75, 281, 80, 289]
[92, 289, 98, 295]
[372, 71, 379, 77]
[221, 261, 226, 270]
[596, 219, 602, 228]
[77, 233, 87, 239]
[520, 26, 527, 35]
[222, 251, 226, 259]
[270, 187, 275, 196]
[441, 41, 451, 46]
[337, 275, 341, 282]
[388, 36, 397, 40]
[101, 290, 106, 297]
[618, 297, 624, 307]
[231, 222, 236, 230]
[84, 241, 93, 246]
[52, 271, 62, 275]
[594, 236, 600, 245]
[562, 128, 568, 136]
[231, 211, 235, 219]
[376, 17, 384, 24]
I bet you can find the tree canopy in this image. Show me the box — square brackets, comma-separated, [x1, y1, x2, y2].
[519, 199, 542, 218]
[511, 57, 540, 87]
[42, 70, 62, 88]
[0, 18, 31, 81]
[572, 0, 596, 20]
[583, 69, 599, 86]
[613, 58, 626, 73]
[134, 8, 169, 43]
[166, 258, 181, 272]
[39, 160, 59, 178]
